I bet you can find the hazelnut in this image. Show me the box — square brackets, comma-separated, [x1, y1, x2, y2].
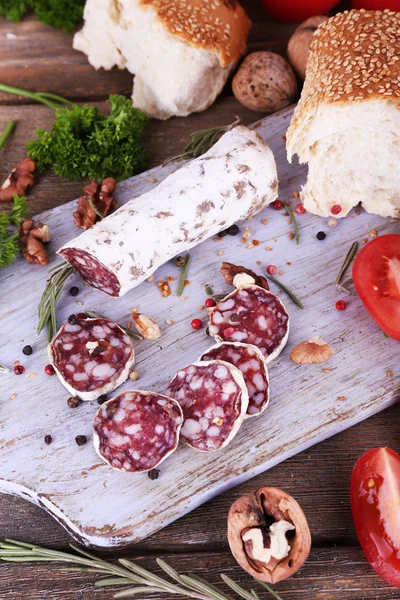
[287, 16, 328, 81]
[232, 51, 298, 113]
[290, 336, 333, 364]
[228, 487, 311, 584]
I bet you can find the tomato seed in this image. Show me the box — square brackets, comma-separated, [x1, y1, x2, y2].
[45, 364, 55, 376]
[272, 200, 283, 210]
[14, 365, 25, 375]
[191, 319, 202, 330]
[336, 300, 346, 311]
[205, 298, 216, 308]
[266, 265, 277, 275]
[331, 204, 342, 215]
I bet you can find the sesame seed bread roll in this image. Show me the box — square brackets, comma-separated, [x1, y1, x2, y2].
[74, 0, 251, 120]
[286, 9, 400, 219]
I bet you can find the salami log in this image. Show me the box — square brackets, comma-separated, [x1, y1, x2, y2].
[49, 315, 135, 401]
[208, 285, 289, 362]
[166, 360, 248, 452]
[58, 126, 278, 297]
[199, 342, 269, 418]
[93, 391, 183, 472]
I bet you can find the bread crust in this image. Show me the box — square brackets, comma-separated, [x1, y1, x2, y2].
[140, 0, 251, 67]
[287, 9, 400, 154]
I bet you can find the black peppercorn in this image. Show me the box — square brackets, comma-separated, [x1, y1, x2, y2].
[174, 255, 186, 267]
[218, 229, 229, 237]
[68, 314, 78, 325]
[44, 434, 52, 445]
[22, 345, 33, 356]
[75, 435, 87, 446]
[227, 224, 239, 236]
[69, 286, 79, 297]
[148, 468, 160, 480]
[97, 394, 108, 405]
[316, 231, 326, 241]
[230, 313, 239, 322]
[67, 396, 80, 409]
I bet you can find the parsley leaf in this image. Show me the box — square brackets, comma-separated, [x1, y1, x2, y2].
[0, 0, 84, 33]
[0, 194, 28, 269]
[27, 95, 149, 181]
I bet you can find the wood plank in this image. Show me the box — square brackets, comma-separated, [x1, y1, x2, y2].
[1, 403, 399, 551]
[1, 545, 399, 599]
[1, 105, 400, 548]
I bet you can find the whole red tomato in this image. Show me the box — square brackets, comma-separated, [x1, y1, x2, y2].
[351, 448, 400, 587]
[352, 234, 400, 341]
[351, 0, 400, 9]
[260, 0, 340, 22]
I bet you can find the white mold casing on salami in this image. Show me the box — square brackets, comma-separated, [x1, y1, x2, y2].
[58, 126, 278, 297]
[166, 360, 249, 452]
[209, 285, 289, 362]
[93, 390, 183, 473]
[199, 341, 269, 418]
[48, 316, 135, 401]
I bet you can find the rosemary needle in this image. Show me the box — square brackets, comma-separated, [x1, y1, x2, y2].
[283, 205, 299, 245]
[37, 263, 74, 340]
[176, 254, 191, 297]
[266, 274, 304, 309]
[335, 241, 358, 296]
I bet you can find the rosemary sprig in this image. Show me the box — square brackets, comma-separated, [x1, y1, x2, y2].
[0, 120, 16, 151]
[335, 241, 358, 296]
[85, 311, 142, 341]
[266, 275, 304, 309]
[176, 253, 191, 297]
[37, 262, 74, 341]
[0, 363, 9, 374]
[283, 205, 299, 245]
[0, 540, 283, 600]
[88, 199, 105, 220]
[164, 117, 241, 165]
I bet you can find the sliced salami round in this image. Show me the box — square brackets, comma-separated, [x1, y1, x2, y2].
[199, 342, 269, 418]
[93, 390, 183, 473]
[48, 315, 135, 401]
[165, 360, 248, 452]
[208, 285, 289, 362]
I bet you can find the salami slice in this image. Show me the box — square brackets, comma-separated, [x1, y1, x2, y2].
[58, 126, 278, 297]
[166, 360, 248, 452]
[199, 342, 269, 418]
[93, 391, 183, 472]
[208, 285, 289, 362]
[49, 315, 135, 401]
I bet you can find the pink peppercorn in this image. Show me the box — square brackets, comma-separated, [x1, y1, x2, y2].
[44, 364, 55, 376]
[266, 265, 277, 275]
[295, 203, 305, 214]
[272, 200, 284, 210]
[14, 365, 25, 375]
[205, 298, 216, 308]
[331, 205, 342, 215]
[191, 319, 202, 330]
[336, 300, 346, 311]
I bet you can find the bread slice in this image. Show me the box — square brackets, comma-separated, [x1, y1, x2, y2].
[286, 9, 400, 219]
[74, 0, 251, 120]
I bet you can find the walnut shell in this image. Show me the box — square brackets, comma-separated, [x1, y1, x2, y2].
[228, 487, 311, 584]
[287, 16, 328, 81]
[232, 51, 298, 113]
[290, 336, 333, 364]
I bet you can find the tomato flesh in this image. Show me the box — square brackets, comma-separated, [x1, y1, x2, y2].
[351, 0, 400, 9]
[352, 234, 400, 341]
[259, 0, 340, 22]
[351, 448, 400, 588]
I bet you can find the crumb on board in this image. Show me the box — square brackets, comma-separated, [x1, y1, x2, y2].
[262, 218, 268, 225]
[247, 243, 254, 249]
[248, 215, 253, 221]
[387, 369, 393, 377]
[26, 373, 36, 379]
[130, 307, 138, 313]
[198, 305, 205, 311]
[157, 280, 172, 297]
[146, 275, 155, 283]
[217, 250, 223, 256]
[292, 191, 300, 199]
[151, 177, 157, 183]
[287, 218, 292, 224]
[362, 238, 368, 245]
[278, 270, 284, 276]
[214, 237, 222, 242]
[256, 260, 262, 266]
[370, 229, 378, 238]
[180, 296, 187, 301]
[286, 261, 291, 266]
[184, 280, 190, 286]
[355, 208, 361, 215]
[10, 393, 17, 400]
[77, 300, 83, 305]
[252, 239, 260, 246]
[338, 395, 347, 402]
[165, 319, 175, 325]
[288, 233, 295, 240]
[285, 200, 291, 206]
[323, 368, 331, 373]
[125, 321, 132, 329]
[328, 217, 338, 228]
[242, 227, 252, 240]
[13, 360, 19, 367]
[265, 246, 273, 251]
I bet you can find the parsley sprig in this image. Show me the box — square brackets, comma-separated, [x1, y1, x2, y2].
[0, 0, 85, 33]
[0, 194, 28, 268]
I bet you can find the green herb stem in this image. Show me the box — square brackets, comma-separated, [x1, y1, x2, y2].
[88, 199, 105, 220]
[37, 263, 74, 340]
[0, 83, 70, 110]
[0, 120, 16, 151]
[205, 284, 214, 297]
[335, 241, 358, 296]
[0, 363, 9, 374]
[283, 205, 299, 245]
[266, 275, 304, 309]
[176, 254, 191, 297]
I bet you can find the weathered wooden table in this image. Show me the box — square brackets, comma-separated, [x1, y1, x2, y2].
[1, 2, 399, 598]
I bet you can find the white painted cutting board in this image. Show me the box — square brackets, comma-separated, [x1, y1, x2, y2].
[1, 106, 399, 548]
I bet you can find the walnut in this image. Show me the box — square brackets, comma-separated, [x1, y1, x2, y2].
[228, 487, 311, 584]
[290, 336, 333, 364]
[221, 262, 269, 291]
[74, 177, 117, 230]
[287, 16, 328, 81]
[19, 218, 51, 266]
[0, 158, 36, 202]
[232, 52, 298, 113]
[130, 311, 161, 340]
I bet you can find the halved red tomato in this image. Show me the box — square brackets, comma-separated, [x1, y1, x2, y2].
[351, 448, 400, 588]
[352, 234, 400, 341]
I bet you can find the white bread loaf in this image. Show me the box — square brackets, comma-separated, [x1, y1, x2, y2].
[74, 0, 251, 120]
[286, 9, 400, 219]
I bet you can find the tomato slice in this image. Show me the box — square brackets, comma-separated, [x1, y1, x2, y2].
[352, 234, 400, 341]
[259, 0, 340, 22]
[351, 448, 400, 588]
